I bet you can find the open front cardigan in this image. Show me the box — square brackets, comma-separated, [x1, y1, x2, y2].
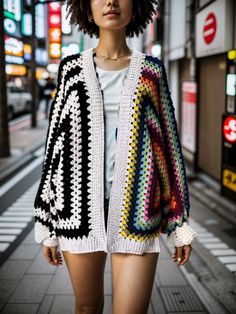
[34, 48, 197, 254]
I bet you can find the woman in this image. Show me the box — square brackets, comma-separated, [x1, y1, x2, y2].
[34, 0, 198, 313]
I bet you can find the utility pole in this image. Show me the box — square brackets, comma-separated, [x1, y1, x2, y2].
[31, 0, 37, 128]
[0, 0, 10, 157]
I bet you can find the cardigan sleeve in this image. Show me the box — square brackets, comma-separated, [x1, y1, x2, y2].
[158, 60, 198, 246]
[33, 59, 66, 245]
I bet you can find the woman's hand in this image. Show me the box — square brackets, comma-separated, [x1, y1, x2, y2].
[171, 244, 192, 266]
[42, 245, 63, 266]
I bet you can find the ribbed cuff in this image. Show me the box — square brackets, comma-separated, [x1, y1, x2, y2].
[35, 221, 51, 243]
[43, 237, 59, 247]
[35, 221, 58, 246]
[166, 221, 198, 248]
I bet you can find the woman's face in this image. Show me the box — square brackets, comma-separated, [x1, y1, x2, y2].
[90, 0, 133, 33]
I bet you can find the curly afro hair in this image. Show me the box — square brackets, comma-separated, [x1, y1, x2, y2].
[66, 0, 160, 38]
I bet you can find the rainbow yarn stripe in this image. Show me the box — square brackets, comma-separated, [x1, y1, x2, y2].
[120, 56, 190, 241]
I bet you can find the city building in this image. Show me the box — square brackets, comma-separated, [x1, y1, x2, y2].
[162, 0, 236, 201]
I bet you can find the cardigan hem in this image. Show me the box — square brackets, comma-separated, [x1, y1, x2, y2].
[59, 236, 107, 253]
[108, 236, 160, 255]
[58, 235, 160, 255]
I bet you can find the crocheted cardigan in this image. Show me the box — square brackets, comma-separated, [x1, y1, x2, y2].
[34, 48, 197, 254]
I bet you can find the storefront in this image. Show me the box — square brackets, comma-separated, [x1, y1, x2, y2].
[195, 0, 234, 182]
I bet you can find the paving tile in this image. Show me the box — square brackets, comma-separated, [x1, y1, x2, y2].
[104, 272, 112, 295]
[0, 279, 19, 310]
[0, 303, 39, 314]
[210, 249, 236, 256]
[225, 264, 236, 272]
[204, 243, 229, 249]
[217, 256, 236, 264]
[2, 211, 34, 217]
[47, 265, 73, 295]
[159, 240, 171, 258]
[0, 222, 28, 228]
[0, 216, 32, 222]
[104, 295, 112, 314]
[0, 235, 17, 242]
[156, 258, 188, 286]
[27, 251, 57, 275]
[37, 295, 55, 314]
[167, 312, 207, 314]
[22, 230, 37, 245]
[49, 295, 74, 314]
[8, 206, 33, 211]
[0, 259, 31, 280]
[147, 302, 154, 314]
[150, 284, 166, 314]
[0, 228, 22, 235]
[105, 253, 111, 272]
[10, 244, 40, 260]
[9, 274, 52, 304]
[197, 232, 214, 238]
[0, 243, 10, 252]
[154, 272, 162, 287]
[198, 237, 221, 244]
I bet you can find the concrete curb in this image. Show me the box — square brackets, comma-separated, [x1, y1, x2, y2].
[0, 140, 45, 184]
[189, 183, 236, 226]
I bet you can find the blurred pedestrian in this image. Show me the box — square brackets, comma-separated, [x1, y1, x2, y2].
[43, 76, 56, 119]
[34, 1, 198, 313]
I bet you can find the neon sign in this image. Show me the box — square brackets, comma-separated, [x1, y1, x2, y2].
[48, 3, 61, 59]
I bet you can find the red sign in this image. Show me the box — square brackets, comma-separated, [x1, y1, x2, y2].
[203, 12, 217, 44]
[48, 3, 61, 13]
[223, 116, 236, 143]
[49, 14, 61, 28]
[48, 3, 61, 59]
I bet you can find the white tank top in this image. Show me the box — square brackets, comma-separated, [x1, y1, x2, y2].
[96, 66, 129, 199]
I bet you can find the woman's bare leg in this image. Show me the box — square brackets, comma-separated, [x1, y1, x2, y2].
[62, 251, 107, 314]
[111, 252, 159, 314]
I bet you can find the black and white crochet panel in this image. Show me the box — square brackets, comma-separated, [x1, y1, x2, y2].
[34, 53, 104, 241]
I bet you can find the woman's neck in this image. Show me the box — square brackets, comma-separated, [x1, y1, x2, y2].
[95, 29, 130, 59]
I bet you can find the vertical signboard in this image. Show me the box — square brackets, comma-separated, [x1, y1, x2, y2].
[195, 0, 233, 57]
[4, 0, 21, 21]
[48, 2, 61, 60]
[181, 81, 197, 153]
[221, 114, 236, 201]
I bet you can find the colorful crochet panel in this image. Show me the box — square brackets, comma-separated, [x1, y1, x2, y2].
[120, 56, 190, 240]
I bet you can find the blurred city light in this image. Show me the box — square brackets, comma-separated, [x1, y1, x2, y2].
[228, 50, 236, 60]
[151, 44, 161, 58]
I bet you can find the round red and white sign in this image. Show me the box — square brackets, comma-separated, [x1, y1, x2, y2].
[223, 116, 236, 143]
[203, 12, 217, 45]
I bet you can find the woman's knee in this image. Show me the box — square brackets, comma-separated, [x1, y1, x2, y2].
[62, 251, 107, 314]
[75, 297, 104, 314]
[111, 253, 159, 314]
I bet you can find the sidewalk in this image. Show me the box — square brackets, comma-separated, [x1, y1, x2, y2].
[0, 228, 210, 314]
[0, 112, 48, 184]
